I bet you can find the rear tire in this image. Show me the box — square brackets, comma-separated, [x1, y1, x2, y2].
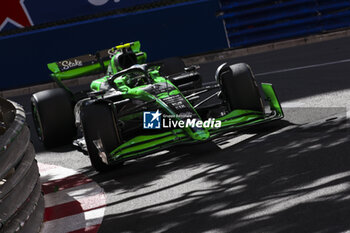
[31, 88, 76, 148]
[217, 63, 264, 112]
[80, 101, 122, 172]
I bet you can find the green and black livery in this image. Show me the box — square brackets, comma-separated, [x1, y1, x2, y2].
[31, 41, 283, 172]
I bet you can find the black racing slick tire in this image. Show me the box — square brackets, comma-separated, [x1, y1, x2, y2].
[217, 63, 264, 112]
[80, 102, 122, 172]
[31, 88, 76, 148]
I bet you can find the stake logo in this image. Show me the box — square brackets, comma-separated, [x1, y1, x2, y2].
[143, 110, 161, 129]
[60, 59, 83, 70]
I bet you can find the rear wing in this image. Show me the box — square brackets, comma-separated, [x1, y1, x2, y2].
[47, 41, 147, 81]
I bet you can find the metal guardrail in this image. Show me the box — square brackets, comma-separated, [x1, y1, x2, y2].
[0, 97, 44, 233]
[220, 0, 350, 48]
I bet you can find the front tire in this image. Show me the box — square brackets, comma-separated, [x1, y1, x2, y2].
[31, 88, 76, 148]
[80, 101, 122, 172]
[217, 63, 264, 112]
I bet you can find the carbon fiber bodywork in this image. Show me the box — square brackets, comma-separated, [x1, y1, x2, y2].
[37, 42, 284, 169]
[78, 70, 283, 165]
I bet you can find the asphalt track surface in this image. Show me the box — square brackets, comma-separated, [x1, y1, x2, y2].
[10, 36, 350, 232]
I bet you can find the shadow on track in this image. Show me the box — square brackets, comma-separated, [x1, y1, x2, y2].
[78, 117, 350, 233]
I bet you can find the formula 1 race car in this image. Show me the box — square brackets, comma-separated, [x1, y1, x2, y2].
[31, 41, 283, 172]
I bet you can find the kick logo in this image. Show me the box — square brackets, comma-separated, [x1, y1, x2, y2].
[143, 110, 161, 129]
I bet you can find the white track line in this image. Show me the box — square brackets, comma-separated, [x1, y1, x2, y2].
[256, 58, 350, 76]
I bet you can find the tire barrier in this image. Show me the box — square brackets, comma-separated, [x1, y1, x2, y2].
[0, 97, 44, 233]
[220, 0, 350, 48]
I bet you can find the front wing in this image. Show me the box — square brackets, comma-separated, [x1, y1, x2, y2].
[105, 83, 283, 164]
